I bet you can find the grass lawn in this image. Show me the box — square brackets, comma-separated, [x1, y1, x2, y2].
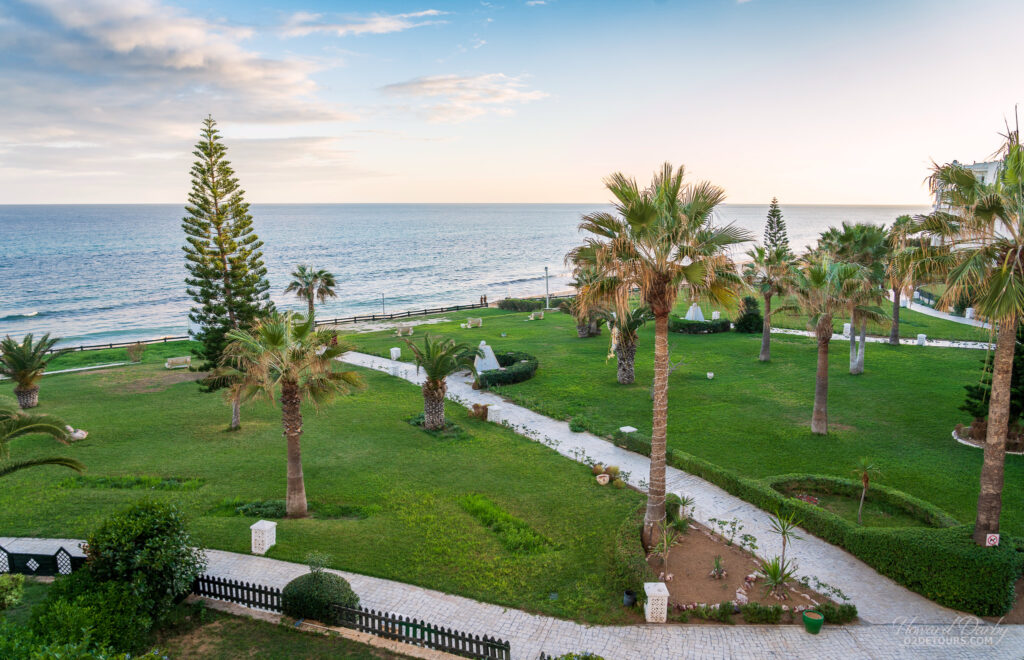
[348, 307, 1024, 536]
[0, 353, 643, 624]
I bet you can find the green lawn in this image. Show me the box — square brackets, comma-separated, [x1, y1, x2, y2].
[0, 354, 642, 624]
[348, 307, 1023, 536]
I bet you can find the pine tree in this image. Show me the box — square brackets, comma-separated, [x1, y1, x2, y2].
[182, 116, 272, 376]
[764, 197, 789, 249]
[961, 323, 1024, 424]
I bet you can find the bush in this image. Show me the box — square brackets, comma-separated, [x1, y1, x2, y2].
[603, 432, 1023, 616]
[235, 500, 287, 518]
[497, 298, 543, 312]
[0, 620, 163, 660]
[740, 602, 782, 624]
[610, 505, 657, 594]
[733, 297, 763, 334]
[32, 579, 152, 654]
[125, 342, 145, 363]
[816, 602, 858, 624]
[0, 574, 24, 610]
[668, 317, 731, 334]
[85, 499, 206, 621]
[282, 571, 359, 625]
[477, 351, 538, 388]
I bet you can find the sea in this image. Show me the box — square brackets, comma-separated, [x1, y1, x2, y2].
[0, 204, 929, 347]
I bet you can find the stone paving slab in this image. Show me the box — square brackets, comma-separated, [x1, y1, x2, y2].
[341, 352, 967, 626]
[769, 327, 992, 350]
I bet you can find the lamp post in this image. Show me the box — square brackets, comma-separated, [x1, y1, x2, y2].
[545, 266, 550, 309]
[380, 293, 385, 315]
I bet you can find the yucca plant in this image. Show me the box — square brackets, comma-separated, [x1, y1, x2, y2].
[223, 312, 362, 518]
[767, 509, 804, 570]
[404, 334, 482, 431]
[0, 333, 66, 409]
[758, 555, 798, 598]
[0, 402, 83, 478]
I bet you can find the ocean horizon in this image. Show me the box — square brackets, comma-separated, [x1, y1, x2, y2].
[0, 202, 930, 347]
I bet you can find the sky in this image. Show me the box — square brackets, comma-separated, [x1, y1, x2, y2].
[0, 0, 1022, 204]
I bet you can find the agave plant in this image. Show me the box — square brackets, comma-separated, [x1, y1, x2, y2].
[758, 555, 798, 598]
[0, 333, 66, 408]
[0, 402, 83, 478]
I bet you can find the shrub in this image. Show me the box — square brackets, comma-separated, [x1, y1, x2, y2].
[604, 432, 1023, 615]
[740, 602, 782, 624]
[569, 416, 586, 432]
[84, 499, 206, 621]
[33, 579, 152, 654]
[0, 574, 24, 610]
[235, 499, 287, 518]
[406, 412, 469, 439]
[1, 620, 164, 660]
[282, 571, 359, 625]
[125, 342, 146, 363]
[497, 298, 543, 312]
[477, 351, 538, 388]
[459, 493, 551, 553]
[668, 317, 731, 334]
[59, 474, 204, 491]
[610, 505, 657, 594]
[816, 602, 858, 624]
[733, 297, 763, 334]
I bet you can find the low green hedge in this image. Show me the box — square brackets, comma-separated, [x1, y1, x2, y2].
[610, 505, 657, 594]
[498, 298, 544, 312]
[478, 351, 539, 387]
[609, 430, 1023, 616]
[668, 317, 731, 334]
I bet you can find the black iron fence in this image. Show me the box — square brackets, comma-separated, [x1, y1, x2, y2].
[331, 604, 510, 660]
[190, 573, 510, 660]
[45, 334, 192, 355]
[313, 301, 487, 327]
[0, 544, 84, 576]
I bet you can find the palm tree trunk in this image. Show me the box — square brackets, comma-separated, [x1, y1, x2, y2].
[423, 381, 446, 430]
[588, 318, 602, 336]
[281, 381, 308, 518]
[889, 288, 901, 345]
[858, 486, 866, 525]
[616, 338, 637, 385]
[643, 313, 670, 546]
[812, 321, 830, 435]
[759, 294, 772, 362]
[972, 315, 1016, 545]
[848, 312, 857, 372]
[14, 386, 39, 409]
[852, 319, 867, 375]
[576, 323, 589, 338]
[307, 295, 315, 321]
[230, 392, 241, 431]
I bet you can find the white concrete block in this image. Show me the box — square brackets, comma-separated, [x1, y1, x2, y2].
[916, 334, 927, 346]
[619, 426, 638, 434]
[965, 308, 975, 320]
[390, 347, 401, 360]
[842, 322, 851, 336]
[711, 311, 721, 320]
[250, 520, 276, 555]
[644, 582, 669, 623]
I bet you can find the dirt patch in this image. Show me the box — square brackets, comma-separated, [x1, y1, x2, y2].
[649, 522, 833, 623]
[93, 365, 205, 393]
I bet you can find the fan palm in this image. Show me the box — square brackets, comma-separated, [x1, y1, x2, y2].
[743, 245, 797, 361]
[223, 312, 362, 518]
[404, 334, 482, 430]
[913, 124, 1024, 544]
[851, 458, 881, 525]
[600, 305, 653, 384]
[569, 163, 749, 544]
[0, 403, 83, 478]
[285, 265, 338, 321]
[562, 264, 606, 337]
[0, 333, 66, 408]
[787, 256, 870, 434]
[885, 215, 918, 345]
[819, 223, 890, 374]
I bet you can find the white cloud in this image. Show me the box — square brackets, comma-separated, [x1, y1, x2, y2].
[282, 9, 446, 38]
[526, 1, 547, 6]
[381, 73, 547, 122]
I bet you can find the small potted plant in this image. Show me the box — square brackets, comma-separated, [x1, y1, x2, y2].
[802, 609, 824, 634]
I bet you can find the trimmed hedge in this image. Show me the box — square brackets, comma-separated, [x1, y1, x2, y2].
[610, 505, 658, 594]
[498, 298, 544, 312]
[609, 430, 1023, 616]
[282, 571, 359, 625]
[668, 317, 732, 334]
[477, 351, 538, 388]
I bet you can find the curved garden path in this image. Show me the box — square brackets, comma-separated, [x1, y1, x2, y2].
[342, 351, 971, 627]
[3, 537, 1020, 659]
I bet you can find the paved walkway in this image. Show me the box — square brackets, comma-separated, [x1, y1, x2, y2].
[343, 351, 963, 627]
[769, 327, 992, 350]
[899, 294, 991, 329]
[2, 537, 1020, 659]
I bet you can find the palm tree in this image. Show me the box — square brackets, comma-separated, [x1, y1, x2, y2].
[851, 457, 881, 525]
[788, 256, 868, 434]
[562, 264, 606, 337]
[819, 223, 889, 374]
[285, 265, 338, 321]
[223, 312, 361, 518]
[0, 334, 65, 409]
[0, 403, 83, 478]
[570, 163, 749, 544]
[601, 305, 653, 384]
[885, 215, 917, 345]
[743, 245, 797, 361]
[404, 334, 482, 430]
[914, 123, 1024, 544]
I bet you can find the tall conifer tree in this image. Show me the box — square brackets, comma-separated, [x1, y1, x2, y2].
[764, 197, 789, 249]
[182, 116, 272, 377]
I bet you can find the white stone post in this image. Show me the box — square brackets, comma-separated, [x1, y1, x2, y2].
[488, 406, 503, 425]
[390, 347, 401, 360]
[250, 520, 276, 555]
[965, 308, 975, 320]
[619, 425, 638, 434]
[644, 582, 669, 623]
[842, 322, 851, 336]
[916, 334, 927, 346]
[711, 311, 721, 320]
